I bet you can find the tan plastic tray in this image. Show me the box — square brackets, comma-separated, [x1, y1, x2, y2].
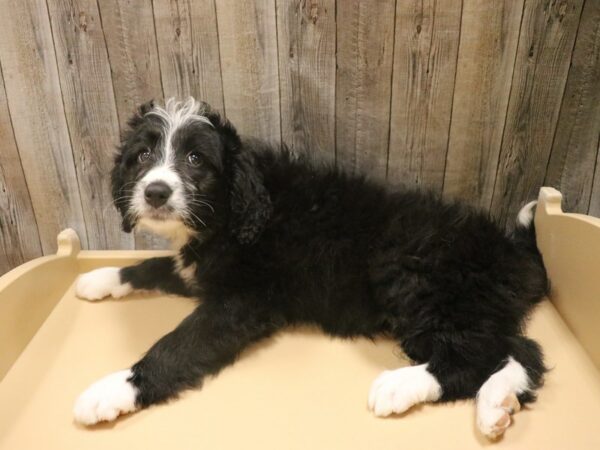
[1, 187, 599, 449]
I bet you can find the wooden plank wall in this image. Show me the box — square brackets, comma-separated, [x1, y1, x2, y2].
[0, 0, 598, 274]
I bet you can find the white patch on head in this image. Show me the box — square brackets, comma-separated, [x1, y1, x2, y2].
[130, 97, 213, 232]
[137, 217, 194, 249]
[76, 267, 132, 301]
[517, 201, 537, 227]
[146, 97, 213, 168]
[368, 364, 442, 417]
[476, 356, 529, 438]
[74, 369, 138, 425]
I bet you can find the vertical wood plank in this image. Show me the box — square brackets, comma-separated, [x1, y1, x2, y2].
[150, 0, 224, 249]
[98, 0, 166, 249]
[277, 0, 335, 161]
[97, 0, 164, 128]
[335, 0, 395, 178]
[153, 0, 224, 110]
[545, 0, 600, 214]
[215, 0, 280, 141]
[589, 138, 600, 217]
[98, 0, 167, 249]
[0, 0, 88, 253]
[387, 0, 462, 192]
[48, 0, 133, 250]
[0, 64, 43, 275]
[491, 0, 584, 227]
[442, 0, 524, 210]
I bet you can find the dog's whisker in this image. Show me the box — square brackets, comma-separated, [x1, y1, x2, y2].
[102, 195, 134, 216]
[185, 242, 203, 261]
[188, 199, 215, 213]
[183, 207, 207, 228]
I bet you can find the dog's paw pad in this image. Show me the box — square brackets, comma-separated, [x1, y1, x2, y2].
[76, 267, 132, 301]
[478, 394, 521, 439]
[500, 393, 521, 414]
[367, 365, 442, 417]
[73, 370, 138, 425]
[489, 410, 512, 439]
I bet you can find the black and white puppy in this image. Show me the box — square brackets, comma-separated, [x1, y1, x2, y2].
[74, 98, 548, 438]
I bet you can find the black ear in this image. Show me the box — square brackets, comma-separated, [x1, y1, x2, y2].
[111, 100, 155, 234]
[138, 99, 155, 115]
[202, 105, 270, 243]
[111, 154, 133, 233]
[121, 214, 134, 234]
[229, 151, 272, 245]
[199, 102, 242, 150]
[125, 100, 155, 130]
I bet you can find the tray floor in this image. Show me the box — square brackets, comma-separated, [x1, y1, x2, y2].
[1, 281, 600, 449]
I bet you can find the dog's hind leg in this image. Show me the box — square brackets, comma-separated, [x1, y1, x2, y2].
[368, 363, 443, 416]
[475, 336, 545, 438]
[368, 332, 503, 419]
[368, 334, 545, 439]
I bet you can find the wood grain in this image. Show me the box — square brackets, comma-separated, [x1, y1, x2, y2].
[443, 0, 524, 210]
[98, 0, 166, 249]
[491, 0, 584, 227]
[277, 0, 336, 161]
[215, 0, 280, 141]
[97, 0, 164, 127]
[589, 138, 600, 218]
[0, 0, 88, 253]
[153, 0, 224, 110]
[1, 0, 600, 274]
[0, 64, 42, 275]
[545, 0, 600, 214]
[335, 0, 395, 178]
[48, 0, 133, 250]
[387, 0, 462, 192]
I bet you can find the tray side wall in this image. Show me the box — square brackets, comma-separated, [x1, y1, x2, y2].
[0, 255, 77, 379]
[536, 187, 600, 370]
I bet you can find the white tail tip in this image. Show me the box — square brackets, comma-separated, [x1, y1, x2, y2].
[517, 201, 537, 227]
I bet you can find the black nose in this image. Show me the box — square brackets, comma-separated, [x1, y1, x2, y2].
[144, 182, 172, 208]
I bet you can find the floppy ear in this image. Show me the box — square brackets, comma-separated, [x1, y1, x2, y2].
[111, 152, 133, 233]
[124, 100, 155, 131]
[201, 105, 271, 244]
[229, 151, 272, 245]
[199, 102, 241, 149]
[111, 100, 155, 233]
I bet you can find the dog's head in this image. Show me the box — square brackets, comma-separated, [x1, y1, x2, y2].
[111, 98, 271, 246]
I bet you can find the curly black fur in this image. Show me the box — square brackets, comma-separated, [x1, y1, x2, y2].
[110, 100, 548, 412]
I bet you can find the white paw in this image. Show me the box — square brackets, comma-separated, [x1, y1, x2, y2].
[73, 369, 138, 425]
[476, 357, 528, 438]
[477, 394, 520, 439]
[368, 364, 442, 417]
[76, 267, 132, 301]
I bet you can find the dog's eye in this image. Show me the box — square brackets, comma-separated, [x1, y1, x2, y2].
[138, 149, 151, 163]
[187, 152, 201, 167]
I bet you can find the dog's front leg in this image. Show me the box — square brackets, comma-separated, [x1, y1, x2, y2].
[73, 301, 279, 425]
[76, 257, 191, 301]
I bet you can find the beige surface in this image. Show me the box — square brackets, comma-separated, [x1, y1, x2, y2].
[1, 188, 600, 448]
[0, 230, 79, 379]
[536, 187, 600, 369]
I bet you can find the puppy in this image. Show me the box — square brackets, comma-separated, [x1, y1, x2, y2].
[74, 98, 548, 438]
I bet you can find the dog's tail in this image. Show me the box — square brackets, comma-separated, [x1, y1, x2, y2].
[512, 201, 538, 252]
[511, 200, 549, 303]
